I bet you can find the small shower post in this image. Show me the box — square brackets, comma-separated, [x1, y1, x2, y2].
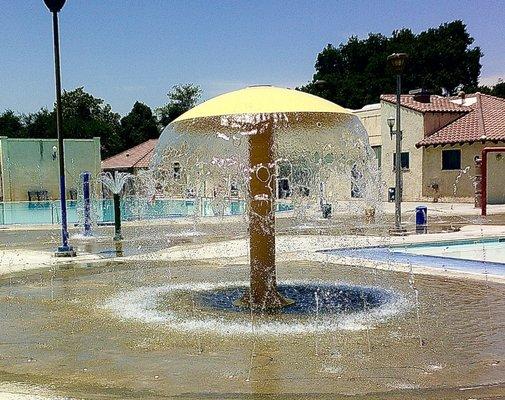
[82, 171, 92, 236]
[98, 171, 131, 241]
[113, 193, 122, 241]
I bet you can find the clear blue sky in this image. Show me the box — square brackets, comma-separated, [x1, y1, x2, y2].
[1, 0, 504, 116]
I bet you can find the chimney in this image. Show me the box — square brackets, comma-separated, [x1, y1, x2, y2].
[409, 88, 431, 103]
[458, 90, 466, 106]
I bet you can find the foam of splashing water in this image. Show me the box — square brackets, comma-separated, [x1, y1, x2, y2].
[101, 280, 411, 336]
[70, 233, 99, 241]
[165, 230, 205, 238]
[98, 171, 134, 194]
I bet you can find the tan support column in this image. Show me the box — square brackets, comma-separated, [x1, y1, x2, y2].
[245, 119, 292, 310]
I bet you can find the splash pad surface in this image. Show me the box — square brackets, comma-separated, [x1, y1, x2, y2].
[1, 256, 505, 399]
[102, 280, 407, 336]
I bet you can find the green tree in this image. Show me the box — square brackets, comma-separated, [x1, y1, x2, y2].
[56, 87, 122, 157]
[301, 20, 483, 109]
[22, 108, 55, 138]
[491, 82, 505, 98]
[16, 88, 122, 157]
[0, 110, 24, 137]
[471, 81, 505, 99]
[156, 84, 202, 127]
[120, 101, 159, 146]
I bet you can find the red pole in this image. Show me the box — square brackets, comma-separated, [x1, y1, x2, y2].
[482, 149, 487, 216]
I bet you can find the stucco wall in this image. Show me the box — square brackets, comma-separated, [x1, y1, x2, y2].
[0, 137, 101, 201]
[380, 101, 425, 201]
[354, 106, 382, 147]
[422, 142, 505, 203]
[487, 149, 505, 204]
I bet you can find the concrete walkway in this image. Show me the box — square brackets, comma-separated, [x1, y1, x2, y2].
[128, 224, 505, 284]
[2, 224, 505, 279]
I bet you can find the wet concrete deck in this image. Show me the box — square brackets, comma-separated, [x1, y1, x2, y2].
[1, 211, 505, 398]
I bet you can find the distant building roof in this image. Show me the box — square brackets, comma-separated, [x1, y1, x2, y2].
[380, 94, 473, 113]
[102, 139, 158, 170]
[417, 93, 505, 147]
[353, 103, 381, 112]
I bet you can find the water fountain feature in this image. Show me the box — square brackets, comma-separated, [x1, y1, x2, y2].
[81, 171, 92, 237]
[150, 85, 381, 311]
[98, 171, 133, 240]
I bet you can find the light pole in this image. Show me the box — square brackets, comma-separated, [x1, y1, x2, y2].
[387, 53, 408, 234]
[44, 0, 76, 256]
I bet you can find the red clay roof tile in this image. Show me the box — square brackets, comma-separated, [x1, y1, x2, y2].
[102, 139, 158, 169]
[416, 93, 505, 147]
[380, 94, 472, 113]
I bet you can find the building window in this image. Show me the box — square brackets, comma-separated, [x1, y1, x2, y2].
[277, 178, 291, 199]
[173, 162, 181, 180]
[372, 145, 382, 169]
[230, 182, 239, 197]
[442, 149, 461, 170]
[350, 164, 363, 198]
[392, 152, 409, 170]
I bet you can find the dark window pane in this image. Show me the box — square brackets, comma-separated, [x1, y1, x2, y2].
[173, 162, 181, 179]
[351, 164, 363, 198]
[392, 152, 409, 170]
[278, 178, 291, 198]
[442, 149, 461, 170]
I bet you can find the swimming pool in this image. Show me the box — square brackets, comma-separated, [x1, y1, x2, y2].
[397, 238, 505, 264]
[325, 238, 505, 277]
[0, 197, 293, 226]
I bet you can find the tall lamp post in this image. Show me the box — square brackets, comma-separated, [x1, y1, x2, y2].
[44, 0, 76, 256]
[387, 53, 408, 235]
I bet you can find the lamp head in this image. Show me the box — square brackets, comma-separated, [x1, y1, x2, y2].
[387, 53, 408, 74]
[387, 117, 396, 139]
[43, 0, 66, 13]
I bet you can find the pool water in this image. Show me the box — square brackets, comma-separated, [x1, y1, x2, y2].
[397, 239, 505, 263]
[325, 238, 505, 277]
[0, 197, 293, 225]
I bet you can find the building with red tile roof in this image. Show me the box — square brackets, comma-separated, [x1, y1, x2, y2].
[416, 93, 505, 147]
[380, 94, 473, 114]
[101, 139, 158, 172]
[355, 92, 505, 204]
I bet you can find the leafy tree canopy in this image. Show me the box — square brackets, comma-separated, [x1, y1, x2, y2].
[156, 84, 202, 127]
[476, 81, 505, 99]
[0, 110, 23, 137]
[0, 88, 124, 157]
[300, 20, 483, 109]
[59, 87, 122, 157]
[120, 101, 159, 147]
[492, 82, 505, 98]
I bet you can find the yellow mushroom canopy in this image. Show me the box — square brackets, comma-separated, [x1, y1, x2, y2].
[172, 85, 351, 123]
